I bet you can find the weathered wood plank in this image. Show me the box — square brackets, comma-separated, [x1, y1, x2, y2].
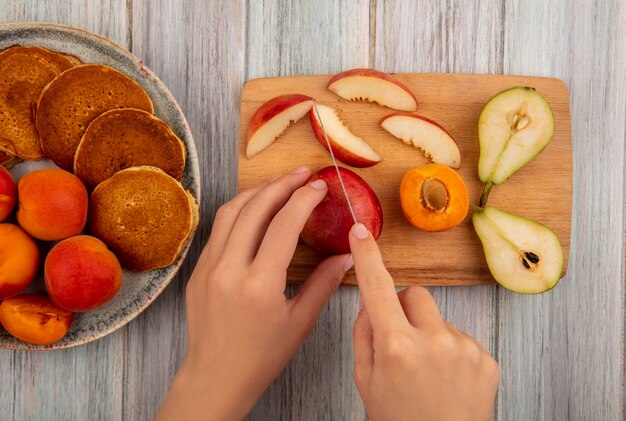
[374, 0, 502, 400]
[497, 1, 625, 420]
[126, 1, 246, 420]
[0, 3, 128, 421]
[246, 1, 371, 419]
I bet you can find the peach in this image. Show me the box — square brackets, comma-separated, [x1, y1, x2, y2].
[45, 235, 123, 312]
[309, 103, 382, 168]
[17, 168, 88, 240]
[328, 68, 418, 111]
[0, 223, 40, 299]
[0, 294, 74, 345]
[0, 166, 16, 222]
[380, 113, 461, 169]
[246, 94, 313, 158]
[301, 167, 383, 255]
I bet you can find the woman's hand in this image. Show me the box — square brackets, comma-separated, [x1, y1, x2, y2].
[157, 166, 352, 421]
[349, 223, 500, 421]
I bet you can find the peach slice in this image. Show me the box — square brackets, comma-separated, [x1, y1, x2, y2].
[309, 103, 381, 168]
[246, 94, 313, 158]
[380, 113, 461, 169]
[327, 68, 418, 111]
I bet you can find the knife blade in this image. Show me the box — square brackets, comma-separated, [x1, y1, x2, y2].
[311, 99, 358, 224]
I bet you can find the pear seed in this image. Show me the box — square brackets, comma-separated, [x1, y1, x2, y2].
[517, 115, 529, 130]
[524, 252, 540, 264]
[521, 258, 531, 270]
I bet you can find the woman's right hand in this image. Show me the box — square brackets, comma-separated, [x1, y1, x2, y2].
[349, 223, 500, 421]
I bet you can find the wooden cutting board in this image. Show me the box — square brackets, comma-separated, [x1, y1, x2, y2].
[237, 73, 572, 286]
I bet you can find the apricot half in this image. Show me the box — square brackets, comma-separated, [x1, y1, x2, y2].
[0, 294, 74, 345]
[400, 164, 469, 232]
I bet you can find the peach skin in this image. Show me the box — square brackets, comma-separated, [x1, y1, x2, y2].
[17, 168, 88, 240]
[45, 235, 123, 312]
[0, 166, 16, 222]
[0, 223, 40, 299]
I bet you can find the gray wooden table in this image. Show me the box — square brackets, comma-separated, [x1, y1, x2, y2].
[1, 1, 624, 420]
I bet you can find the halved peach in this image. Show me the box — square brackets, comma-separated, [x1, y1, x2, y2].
[400, 164, 469, 232]
[328, 68, 418, 111]
[0, 294, 74, 345]
[246, 94, 313, 158]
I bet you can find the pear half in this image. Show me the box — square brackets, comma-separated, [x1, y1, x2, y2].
[478, 87, 554, 204]
[473, 206, 563, 294]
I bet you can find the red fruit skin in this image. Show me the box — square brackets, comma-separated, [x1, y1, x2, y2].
[308, 108, 381, 168]
[0, 166, 16, 222]
[44, 235, 123, 312]
[300, 166, 383, 255]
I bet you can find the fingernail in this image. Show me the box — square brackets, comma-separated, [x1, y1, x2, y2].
[308, 179, 327, 190]
[291, 165, 309, 174]
[351, 223, 369, 240]
[358, 291, 364, 310]
[343, 254, 354, 272]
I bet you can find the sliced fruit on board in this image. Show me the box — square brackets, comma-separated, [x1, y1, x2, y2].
[309, 103, 381, 168]
[380, 113, 461, 169]
[246, 94, 313, 158]
[328, 68, 418, 111]
[472, 206, 563, 294]
[478, 86, 554, 204]
[301, 166, 383, 255]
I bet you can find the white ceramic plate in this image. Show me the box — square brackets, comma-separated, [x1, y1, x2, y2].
[0, 22, 201, 350]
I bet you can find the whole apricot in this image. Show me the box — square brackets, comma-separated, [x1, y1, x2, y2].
[400, 164, 469, 232]
[0, 294, 74, 345]
[0, 166, 16, 222]
[17, 168, 88, 241]
[0, 223, 40, 299]
[45, 235, 123, 312]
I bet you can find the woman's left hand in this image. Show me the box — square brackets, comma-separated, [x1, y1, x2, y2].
[156, 166, 352, 421]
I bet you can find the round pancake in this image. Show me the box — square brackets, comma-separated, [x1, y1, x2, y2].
[88, 166, 199, 272]
[74, 108, 186, 189]
[0, 46, 75, 160]
[36, 64, 154, 170]
[0, 151, 20, 169]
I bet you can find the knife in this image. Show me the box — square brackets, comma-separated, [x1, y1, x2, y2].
[311, 99, 358, 224]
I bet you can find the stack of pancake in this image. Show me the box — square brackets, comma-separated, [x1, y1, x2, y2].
[1, 45, 198, 272]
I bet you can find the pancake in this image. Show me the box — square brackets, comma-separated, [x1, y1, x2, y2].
[36, 64, 154, 170]
[88, 166, 199, 272]
[0, 151, 20, 169]
[0, 46, 75, 160]
[74, 108, 186, 189]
